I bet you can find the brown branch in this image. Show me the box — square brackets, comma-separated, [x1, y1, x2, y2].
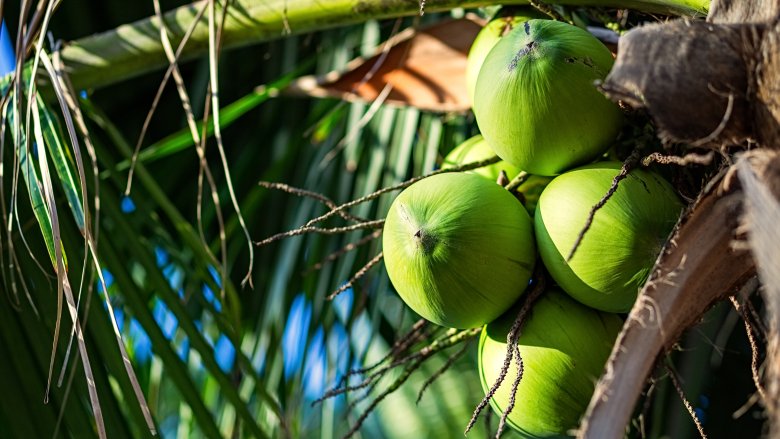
[341, 328, 480, 438]
[641, 151, 716, 167]
[303, 156, 501, 228]
[342, 356, 427, 439]
[745, 298, 769, 341]
[416, 338, 472, 404]
[687, 90, 734, 148]
[528, 0, 566, 21]
[314, 370, 382, 405]
[259, 181, 370, 223]
[345, 379, 381, 414]
[341, 319, 430, 380]
[637, 377, 660, 439]
[327, 251, 384, 300]
[730, 295, 767, 404]
[255, 220, 384, 247]
[504, 171, 529, 192]
[314, 326, 478, 405]
[304, 230, 382, 274]
[496, 343, 525, 438]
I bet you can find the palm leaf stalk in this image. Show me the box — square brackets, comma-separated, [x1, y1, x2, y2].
[58, 0, 708, 92]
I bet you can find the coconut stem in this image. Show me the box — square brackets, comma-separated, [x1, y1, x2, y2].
[255, 219, 384, 247]
[640, 151, 715, 167]
[528, 0, 567, 21]
[327, 251, 384, 300]
[302, 155, 501, 228]
[505, 171, 530, 192]
[496, 343, 525, 438]
[338, 327, 481, 438]
[416, 339, 472, 404]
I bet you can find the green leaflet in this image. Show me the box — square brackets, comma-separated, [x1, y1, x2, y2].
[7, 95, 66, 269]
[36, 94, 85, 231]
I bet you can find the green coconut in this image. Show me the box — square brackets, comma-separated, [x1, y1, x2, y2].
[479, 289, 623, 438]
[534, 162, 683, 313]
[466, 8, 545, 104]
[383, 172, 536, 329]
[473, 19, 624, 176]
[442, 134, 552, 214]
[442, 134, 523, 183]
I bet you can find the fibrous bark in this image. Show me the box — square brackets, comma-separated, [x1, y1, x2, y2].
[738, 149, 780, 437]
[600, 20, 758, 148]
[577, 169, 756, 438]
[601, 0, 780, 149]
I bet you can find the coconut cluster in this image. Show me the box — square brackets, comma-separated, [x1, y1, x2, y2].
[381, 13, 684, 438]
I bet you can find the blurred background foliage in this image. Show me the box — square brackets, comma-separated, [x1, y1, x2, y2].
[0, 1, 766, 438]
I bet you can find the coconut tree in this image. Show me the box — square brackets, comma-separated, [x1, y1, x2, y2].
[0, 1, 773, 439]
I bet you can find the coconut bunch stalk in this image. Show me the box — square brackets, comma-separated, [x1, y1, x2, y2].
[576, 0, 780, 436]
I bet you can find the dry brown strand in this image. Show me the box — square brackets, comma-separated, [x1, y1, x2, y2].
[327, 251, 384, 300]
[337, 327, 480, 439]
[567, 149, 642, 261]
[665, 363, 708, 439]
[465, 273, 546, 435]
[730, 295, 768, 404]
[415, 339, 472, 404]
[303, 229, 382, 274]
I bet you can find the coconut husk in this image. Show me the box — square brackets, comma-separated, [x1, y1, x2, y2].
[600, 0, 780, 149]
